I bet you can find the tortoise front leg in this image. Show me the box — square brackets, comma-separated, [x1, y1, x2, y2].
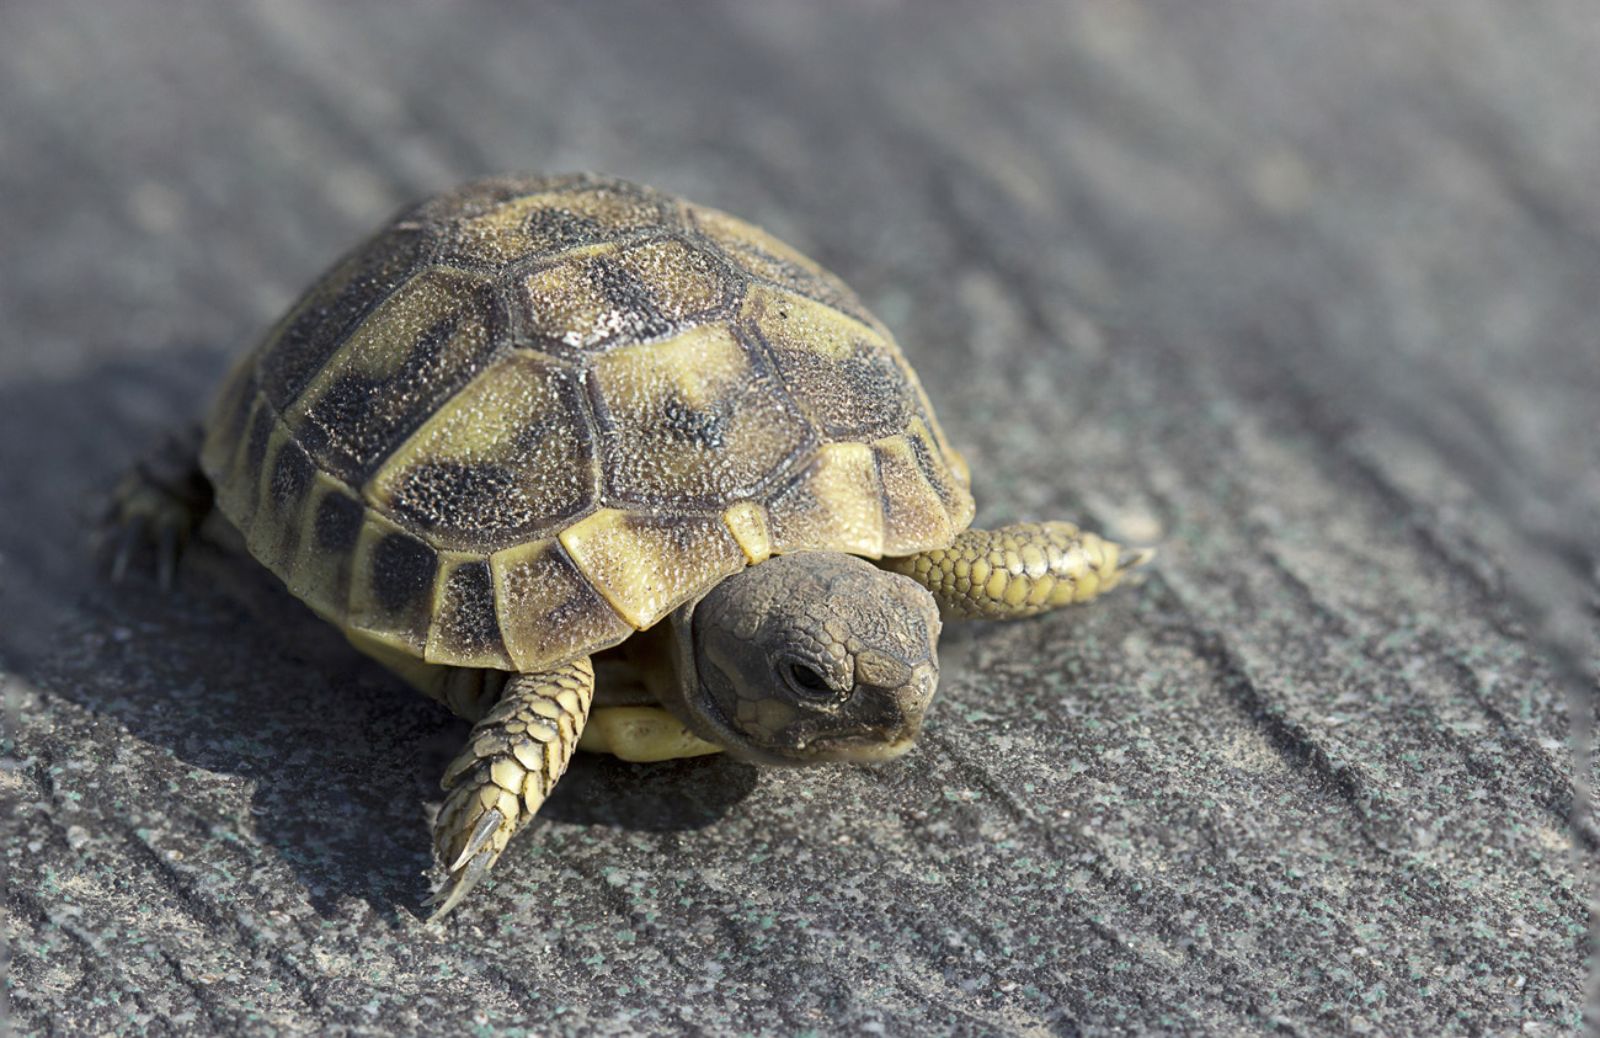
[428, 657, 594, 919]
[884, 521, 1152, 620]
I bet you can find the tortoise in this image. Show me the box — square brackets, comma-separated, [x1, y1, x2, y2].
[107, 173, 1149, 917]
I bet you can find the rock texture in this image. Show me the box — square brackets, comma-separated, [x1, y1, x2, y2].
[2, 2, 1595, 1034]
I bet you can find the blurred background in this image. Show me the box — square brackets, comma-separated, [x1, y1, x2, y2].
[3, 2, 1595, 1034]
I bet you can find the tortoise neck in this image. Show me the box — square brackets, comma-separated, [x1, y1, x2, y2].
[656, 599, 708, 735]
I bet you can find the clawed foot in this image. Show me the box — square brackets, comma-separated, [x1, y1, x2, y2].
[101, 427, 211, 588]
[426, 757, 527, 920]
[423, 660, 593, 921]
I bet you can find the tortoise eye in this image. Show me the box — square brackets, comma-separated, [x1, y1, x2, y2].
[784, 661, 836, 699]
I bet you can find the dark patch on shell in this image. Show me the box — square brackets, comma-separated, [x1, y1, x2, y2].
[434, 560, 506, 662]
[370, 532, 437, 615]
[314, 490, 364, 552]
[268, 441, 314, 514]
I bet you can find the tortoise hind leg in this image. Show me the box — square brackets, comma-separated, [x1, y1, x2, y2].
[884, 521, 1153, 620]
[428, 657, 595, 920]
[103, 425, 213, 588]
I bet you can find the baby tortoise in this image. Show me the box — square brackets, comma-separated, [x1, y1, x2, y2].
[107, 174, 1150, 917]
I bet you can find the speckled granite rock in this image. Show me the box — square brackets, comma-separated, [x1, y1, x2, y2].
[2, 2, 1595, 1034]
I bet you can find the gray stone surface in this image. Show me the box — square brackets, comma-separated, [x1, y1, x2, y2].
[2, 2, 1596, 1034]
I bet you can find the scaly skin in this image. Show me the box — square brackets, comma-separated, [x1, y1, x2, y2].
[886, 521, 1153, 620]
[428, 657, 594, 919]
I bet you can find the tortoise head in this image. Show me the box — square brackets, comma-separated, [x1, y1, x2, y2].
[665, 552, 942, 765]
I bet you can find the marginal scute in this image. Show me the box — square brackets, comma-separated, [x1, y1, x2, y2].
[286, 267, 501, 485]
[201, 354, 256, 483]
[349, 512, 439, 653]
[221, 398, 276, 537]
[722, 501, 772, 564]
[874, 434, 955, 555]
[312, 477, 365, 553]
[427, 555, 514, 669]
[905, 418, 976, 531]
[945, 447, 972, 491]
[590, 324, 814, 510]
[288, 473, 363, 619]
[766, 441, 886, 558]
[558, 508, 746, 629]
[490, 539, 633, 670]
[244, 423, 309, 571]
[268, 437, 316, 522]
[368, 351, 596, 550]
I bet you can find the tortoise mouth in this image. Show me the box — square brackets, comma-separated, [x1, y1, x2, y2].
[786, 730, 919, 763]
[685, 657, 923, 766]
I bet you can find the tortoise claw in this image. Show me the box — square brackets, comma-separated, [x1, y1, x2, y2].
[424, 662, 592, 918]
[425, 848, 496, 921]
[426, 806, 508, 922]
[1120, 546, 1157, 572]
[450, 807, 506, 873]
[108, 515, 148, 584]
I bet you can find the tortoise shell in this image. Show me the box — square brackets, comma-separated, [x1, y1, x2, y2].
[199, 174, 975, 672]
